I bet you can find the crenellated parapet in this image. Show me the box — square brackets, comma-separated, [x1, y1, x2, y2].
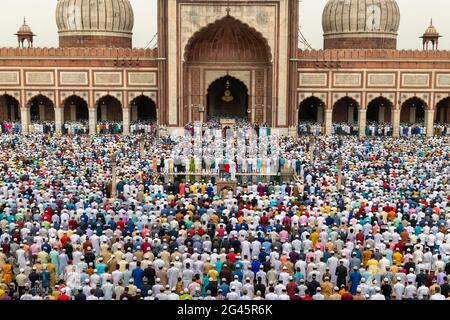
[297, 49, 450, 61]
[0, 47, 159, 59]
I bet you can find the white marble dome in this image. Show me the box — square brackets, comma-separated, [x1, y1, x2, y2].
[56, 0, 134, 38]
[322, 0, 400, 49]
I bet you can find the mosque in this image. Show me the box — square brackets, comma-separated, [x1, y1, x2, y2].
[0, 0, 449, 137]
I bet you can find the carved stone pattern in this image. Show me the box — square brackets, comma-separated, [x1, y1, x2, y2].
[299, 73, 327, 86]
[60, 72, 88, 85]
[0, 72, 19, 85]
[255, 69, 265, 123]
[192, 68, 200, 121]
[403, 74, 429, 86]
[368, 73, 395, 87]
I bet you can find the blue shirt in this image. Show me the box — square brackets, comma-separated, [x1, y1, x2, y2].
[132, 267, 144, 288]
[349, 272, 362, 295]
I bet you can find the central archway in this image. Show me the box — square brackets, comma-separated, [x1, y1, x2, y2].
[207, 75, 248, 119]
[183, 15, 272, 124]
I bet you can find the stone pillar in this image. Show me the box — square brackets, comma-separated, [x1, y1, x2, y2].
[409, 106, 417, 123]
[70, 106, 77, 121]
[20, 107, 30, 134]
[288, 126, 298, 137]
[358, 108, 367, 138]
[348, 106, 355, 124]
[132, 105, 138, 121]
[317, 106, 324, 123]
[378, 106, 385, 123]
[324, 108, 333, 136]
[123, 108, 131, 135]
[101, 104, 107, 121]
[425, 109, 435, 137]
[54, 107, 64, 133]
[392, 109, 401, 137]
[89, 108, 97, 135]
[10, 105, 15, 121]
[39, 105, 46, 121]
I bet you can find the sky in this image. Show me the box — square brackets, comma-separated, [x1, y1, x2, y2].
[1, 0, 449, 50]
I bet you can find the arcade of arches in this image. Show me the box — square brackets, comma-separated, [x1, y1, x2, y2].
[183, 15, 272, 124]
[11, 93, 159, 135]
[297, 94, 450, 137]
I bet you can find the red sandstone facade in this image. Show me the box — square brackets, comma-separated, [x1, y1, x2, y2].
[0, 0, 449, 137]
[59, 35, 132, 48]
[324, 37, 397, 50]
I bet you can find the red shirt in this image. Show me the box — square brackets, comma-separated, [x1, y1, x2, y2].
[58, 295, 70, 300]
[117, 220, 125, 230]
[142, 242, 151, 253]
[286, 282, 297, 298]
[260, 215, 269, 226]
[341, 293, 354, 300]
[68, 219, 78, 230]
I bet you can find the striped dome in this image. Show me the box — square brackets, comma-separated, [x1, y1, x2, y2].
[322, 0, 400, 48]
[56, 0, 134, 38]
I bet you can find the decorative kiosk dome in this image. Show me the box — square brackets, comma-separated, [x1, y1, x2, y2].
[56, 0, 134, 48]
[322, 0, 400, 49]
[15, 18, 36, 48]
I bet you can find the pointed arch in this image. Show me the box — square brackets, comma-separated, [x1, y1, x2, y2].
[130, 95, 157, 122]
[28, 94, 54, 121]
[298, 96, 326, 122]
[332, 96, 359, 123]
[366, 96, 394, 123]
[62, 95, 89, 121]
[96, 95, 123, 122]
[184, 15, 272, 63]
[401, 97, 427, 123]
[435, 96, 450, 124]
[0, 94, 20, 121]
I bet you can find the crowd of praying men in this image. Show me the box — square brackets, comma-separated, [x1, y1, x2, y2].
[0, 120, 449, 301]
